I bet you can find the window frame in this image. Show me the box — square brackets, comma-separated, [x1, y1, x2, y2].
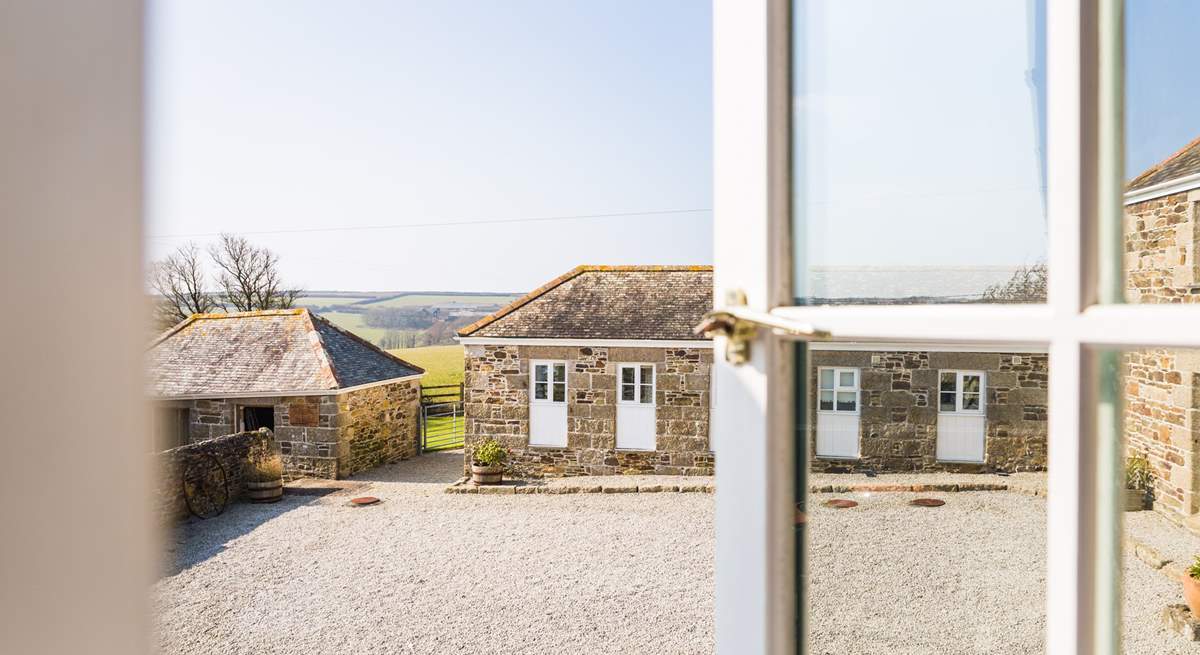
[816, 366, 859, 415]
[937, 370, 986, 416]
[617, 363, 656, 406]
[529, 360, 568, 406]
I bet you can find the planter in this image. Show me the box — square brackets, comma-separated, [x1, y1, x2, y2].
[1123, 487, 1148, 512]
[471, 463, 503, 486]
[246, 478, 283, 503]
[1184, 576, 1200, 620]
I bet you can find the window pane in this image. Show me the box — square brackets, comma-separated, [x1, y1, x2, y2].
[962, 393, 980, 411]
[553, 364, 566, 382]
[641, 365, 654, 384]
[819, 390, 834, 411]
[792, 1, 1047, 305]
[838, 370, 855, 388]
[552, 382, 565, 403]
[820, 369, 834, 389]
[621, 383, 635, 402]
[940, 372, 957, 393]
[640, 384, 653, 404]
[535, 365, 548, 382]
[534, 382, 548, 400]
[939, 392, 956, 412]
[835, 391, 856, 412]
[622, 367, 636, 384]
[962, 375, 981, 394]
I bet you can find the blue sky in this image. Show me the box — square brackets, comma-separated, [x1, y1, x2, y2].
[147, 1, 1196, 293]
[147, 1, 713, 292]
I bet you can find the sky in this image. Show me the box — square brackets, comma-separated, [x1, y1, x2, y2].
[147, 1, 1197, 294]
[146, 1, 713, 293]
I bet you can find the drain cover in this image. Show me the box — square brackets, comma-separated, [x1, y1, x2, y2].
[350, 496, 381, 506]
[822, 499, 858, 509]
[910, 498, 945, 507]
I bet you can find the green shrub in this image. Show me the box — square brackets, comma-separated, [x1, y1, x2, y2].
[473, 438, 508, 467]
[1125, 454, 1152, 490]
[1189, 556, 1200, 581]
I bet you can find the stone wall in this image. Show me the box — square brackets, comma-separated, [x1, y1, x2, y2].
[808, 350, 1049, 473]
[463, 344, 713, 477]
[1125, 191, 1200, 304]
[154, 430, 271, 522]
[164, 377, 421, 481]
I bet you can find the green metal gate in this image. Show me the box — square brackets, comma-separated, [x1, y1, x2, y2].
[420, 383, 464, 451]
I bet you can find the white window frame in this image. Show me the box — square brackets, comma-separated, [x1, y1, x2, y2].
[816, 367, 859, 415]
[713, 2, 1140, 654]
[529, 360, 567, 405]
[937, 370, 986, 416]
[617, 363, 656, 406]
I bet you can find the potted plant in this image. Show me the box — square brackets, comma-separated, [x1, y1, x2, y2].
[471, 438, 508, 486]
[1124, 454, 1152, 512]
[1185, 556, 1200, 619]
[245, 429, 284, 503]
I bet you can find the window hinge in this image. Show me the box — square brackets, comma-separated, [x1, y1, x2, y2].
[694, 290, 832, 365]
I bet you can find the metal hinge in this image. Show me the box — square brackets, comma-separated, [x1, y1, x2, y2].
[694, 290, 832, 365]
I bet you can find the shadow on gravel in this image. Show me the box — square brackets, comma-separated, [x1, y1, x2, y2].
[347, 449, 464, 484]
[161, 490, 332, 578]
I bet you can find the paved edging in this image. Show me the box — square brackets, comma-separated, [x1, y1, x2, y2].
[445, 477, 715, 495]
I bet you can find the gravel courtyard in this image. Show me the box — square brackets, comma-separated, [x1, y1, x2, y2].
[155, 452, 1195, 654]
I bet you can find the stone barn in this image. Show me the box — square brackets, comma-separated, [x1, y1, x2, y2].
[457, 265, 715, 478]
[148, 309, 424, 480]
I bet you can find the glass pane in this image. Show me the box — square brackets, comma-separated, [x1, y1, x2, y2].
[535, 365, 548, 382]
[819, 390, 834, 411]
[820, 368, 835, 389]
[622, 383, 635, 402]
[534, 382, 548, 400]
[838, 370, 855, 388]
[640, 384, 653, 404]
[552, 382, 565, 403]
[962, 393, 980, 411]
[939, 392, 956, 412]
[622, 367, 636, 384]
[940, 372, 957, 393]
[962, 375, 981, 394]
[792, 1, 1047, 304]
[1122, 4, 1200, 305]
[641, 365, 654, 385]
[553, 363, 566, 382]
[835, 391, 856, 412]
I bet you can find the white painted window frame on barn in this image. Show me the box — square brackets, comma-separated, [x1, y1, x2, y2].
[712, 1, 1178, 654]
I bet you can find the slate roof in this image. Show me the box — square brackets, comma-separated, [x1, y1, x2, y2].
[148, 309, 423, 397]
[1128, 135, 1200, 192]
[458, 266, 713, 341]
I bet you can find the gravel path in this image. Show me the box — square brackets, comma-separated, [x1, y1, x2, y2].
[155, 456, 1190, 654]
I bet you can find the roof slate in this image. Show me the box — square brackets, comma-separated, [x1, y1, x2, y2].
[1128, 135, 1200, 192]
[148, 309, 423, 397]
[458, 266, 713, 341]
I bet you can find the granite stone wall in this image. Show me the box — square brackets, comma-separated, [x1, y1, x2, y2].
[154, 430, 270, 522]
[808, 350, 1049, 473]
[1125, 190, 1200, 304]
[463, 344, 713, 477]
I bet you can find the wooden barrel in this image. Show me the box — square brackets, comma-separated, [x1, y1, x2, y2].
[246, 479, 283, 503]
[471, 464, 503, 486]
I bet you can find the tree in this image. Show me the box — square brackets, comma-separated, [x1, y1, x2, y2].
[209, 233, 301, 312]
[150, 243, 217, 328]
[981, 262, 1047, 303]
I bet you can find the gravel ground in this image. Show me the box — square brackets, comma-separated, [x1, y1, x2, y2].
[1126, 509, 1200, 567]
[155, 456, 1190, 654]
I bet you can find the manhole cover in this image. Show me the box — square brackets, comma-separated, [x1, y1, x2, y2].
[910, 498, 945, 507]
[350, 496, 381, 506]
[822, 499, 858, 509]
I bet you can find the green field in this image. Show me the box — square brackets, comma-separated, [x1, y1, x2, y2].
[320, 311, 392, 344]
[389, 344, 465, 387]
[362, 293, 516, 309]
[296, 295, 373, 307]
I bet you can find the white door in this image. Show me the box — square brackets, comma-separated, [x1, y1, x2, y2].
[616, 363, 656, 450]
[815, 367, 859, 458]
[936, 371, 986, 463]
[529, 360, 567, 447]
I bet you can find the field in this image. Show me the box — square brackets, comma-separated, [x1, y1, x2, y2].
[361, 293, 516, 309]
[320, 311, 392, 344]
[389, 344, 465, 387]
[295, 295, 373, 307]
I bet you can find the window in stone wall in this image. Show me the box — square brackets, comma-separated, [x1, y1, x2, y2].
[817, 367, 858, 413]
[938, 371, 985, 414]
[532, 362, 567, 403]
[618, 364, 655, 405]
[241, 406, 275, 432]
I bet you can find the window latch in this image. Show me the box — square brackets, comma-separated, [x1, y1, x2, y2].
[694, 290, 832, 365]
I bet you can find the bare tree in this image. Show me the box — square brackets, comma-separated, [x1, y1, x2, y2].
[209, 234, 302, 312]
[981, 262, 1047, 303]
[150, 243, 217, 328]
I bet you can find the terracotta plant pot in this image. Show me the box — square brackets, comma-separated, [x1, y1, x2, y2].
[1122, 487, 1148, 512]
[471, 463, 503, 486]
[1183, 575, 1200, 620]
